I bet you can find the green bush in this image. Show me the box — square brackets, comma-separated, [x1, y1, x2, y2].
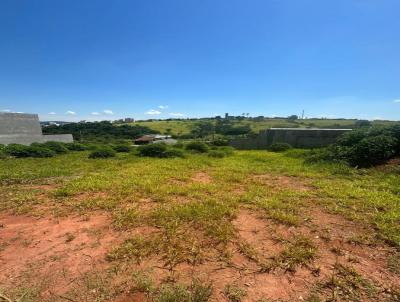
[0, 150, 7, 159]
[113, 144, 131, 153]
[185, 141, 209, 153]
[41, 141, 69, 154]
[208, 150, 227, 158]
[64, 142, 87, 151]
[347, 135, 397, 167]
[88, 148, 116, 159]
[138, 144, 168, 157]
[211, 138, 229, 146]
[336, 129, 367, 147]
[137, 144, 184, 158]
[305, 125, 400, 168]
[162, 149, 185, 158]
[269, 142, 292, 152]
[219, 146, 235, 155]
[4, 144, 55, 158]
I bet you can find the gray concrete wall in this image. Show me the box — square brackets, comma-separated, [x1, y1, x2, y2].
[0, 113, 42, 136]
[0, 112, 73, 145]
[0, 134, 73, 145]
[230, 128, 352, 150]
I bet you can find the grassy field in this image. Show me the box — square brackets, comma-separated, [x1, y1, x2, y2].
[133, 118, 395, 136]
[0, 150, 399, 301]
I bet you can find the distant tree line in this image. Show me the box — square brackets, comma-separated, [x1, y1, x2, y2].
[189, 119, 253, 138]
[43, 121, 158, 142]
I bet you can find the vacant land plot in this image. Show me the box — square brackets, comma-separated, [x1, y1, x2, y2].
[0, 151, 399, 301]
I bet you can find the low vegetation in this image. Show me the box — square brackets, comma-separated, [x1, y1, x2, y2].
[88, 147, 116, 159]
[306, 124, 400, 167]
[269, 142, 292, 152]
[0, 133, 399, 301]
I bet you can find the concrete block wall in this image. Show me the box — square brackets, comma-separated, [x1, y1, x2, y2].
[0, 112, 73, 145]
[0, 134, 73, 145]
[0, 113, 43, 136]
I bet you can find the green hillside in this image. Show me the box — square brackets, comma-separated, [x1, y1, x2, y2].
[133, 118, 395, 136]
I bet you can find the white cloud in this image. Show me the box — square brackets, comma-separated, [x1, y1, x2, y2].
[393, 99, 400, 103]
[91, 112, 100, 115]
[48, 112, 56, 115]
[169, 112, 185, 117]
[146, 109, 162, 115]
[103, 109, 114, 115]
[65, 110, 76, 115]
[158, 105, 168, 109]
[1, 109, 11, 112]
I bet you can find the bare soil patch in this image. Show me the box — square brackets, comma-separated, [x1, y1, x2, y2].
[191, 172, 212, 184]
[252, 174, 312, 191]
[0, 212, 120, 296]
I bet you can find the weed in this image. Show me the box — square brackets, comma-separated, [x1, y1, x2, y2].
[223, 283, 246, 302]
[322, 263, 376, 300]
[131, 271, 155, 293]
[265, 235, 317, 272]
[388, 252, 400, 274]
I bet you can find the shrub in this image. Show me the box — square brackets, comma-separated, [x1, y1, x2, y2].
[185, 142, 209, 153]
[113, 144, 131, 153]
[137, 144, 184, 158]
[4, 144, 55, 158]
[64, 142, 87, 151]
[0, 150, 7, 159]
[41, 141, 69, 154]
[336, 129, 367, 147]
[211, 138, 229, 146]
[347, 135, 397, 167]
[162, 149, 185, 158]
[138, 144, 167, 157]
[304, 148, 337, 164]
[208, 150, 227, 158]
[269, 142, 292, 152]
[219, 146, 235, 155]
[208, 146, 235, 158]
[88, 148, 116, 159]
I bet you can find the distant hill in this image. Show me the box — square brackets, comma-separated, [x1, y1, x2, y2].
[41, 117, 398, 142]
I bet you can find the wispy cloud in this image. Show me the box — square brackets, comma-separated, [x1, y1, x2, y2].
[1, 109, 11, 112]
[158, 105, 168, 109]
[65, 110, 76, 115]
[103, 109, 114, 115]
[393, 99, 400, 103]
[146, 109, 162, 115]
[91, 112, 100, 115]
[169, 112, 185, 117]
[48, 112, 56, 115]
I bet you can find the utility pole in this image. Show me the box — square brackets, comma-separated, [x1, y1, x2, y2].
[301, 110, 305, 119]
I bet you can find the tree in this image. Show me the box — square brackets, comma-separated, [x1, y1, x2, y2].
[287, 115, 298, 121]
[191, 121, 215, 138]
[355, 120, 372, 128]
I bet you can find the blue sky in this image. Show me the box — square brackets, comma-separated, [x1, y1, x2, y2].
[0, 0, 399, 121]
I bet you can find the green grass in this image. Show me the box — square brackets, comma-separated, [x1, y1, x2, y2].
[1, 148, 400, 301]
[1, 150, 399, 246]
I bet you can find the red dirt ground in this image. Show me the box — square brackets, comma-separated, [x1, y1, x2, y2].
[0, 212, 120, 295]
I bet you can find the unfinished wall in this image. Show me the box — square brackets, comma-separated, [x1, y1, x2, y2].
[0, 113, 43, 136]
[230, 128, 352, 150]
[0, 112, 73, 145]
